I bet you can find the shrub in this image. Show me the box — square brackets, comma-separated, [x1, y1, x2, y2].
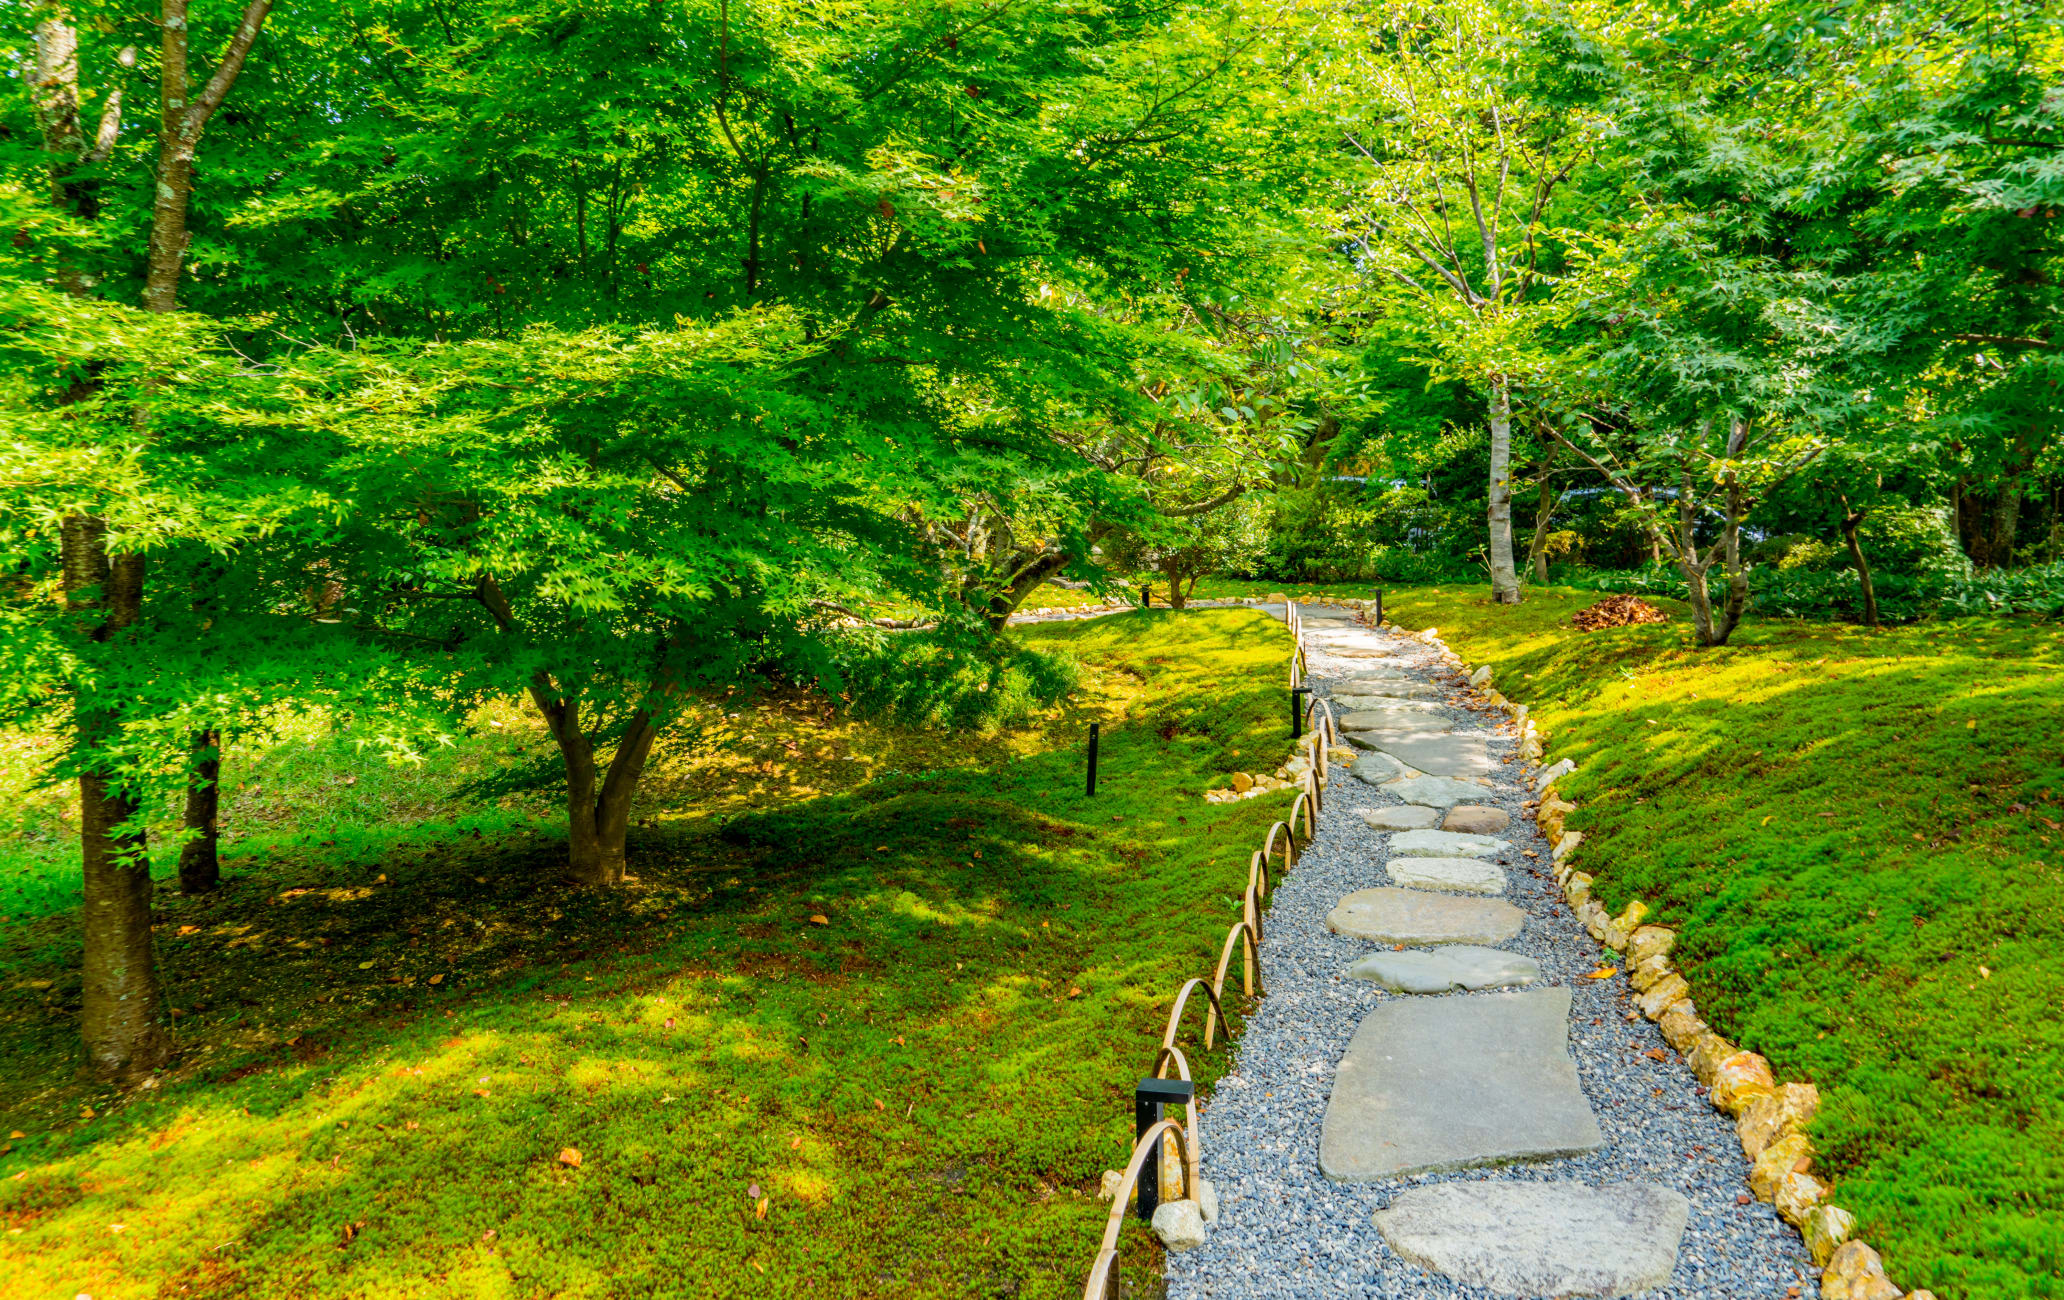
[1565, 559, 2064, 622]
[829, 630, 1080, 733]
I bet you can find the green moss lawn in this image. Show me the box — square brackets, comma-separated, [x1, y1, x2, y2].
[0, 608, 1298, 1299]
[1373, 584, 2062, 1300]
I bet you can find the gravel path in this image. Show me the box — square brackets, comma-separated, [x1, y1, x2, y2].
[1166, 611, 1815, 1299]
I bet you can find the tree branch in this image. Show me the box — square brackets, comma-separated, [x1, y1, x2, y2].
[179, 0, 274, 143]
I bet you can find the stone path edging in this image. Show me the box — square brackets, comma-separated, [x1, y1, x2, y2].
[1166, 601, 1818, 1300]
[1420, 618, 1928, 1300]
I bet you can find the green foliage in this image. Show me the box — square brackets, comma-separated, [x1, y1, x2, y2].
[832, 631, 1080, 733]
[1567, 559, 2064, 623]
[1384, 586, 2064, 1300]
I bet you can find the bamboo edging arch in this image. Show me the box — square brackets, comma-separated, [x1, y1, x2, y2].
[1081, 1119, 1198, 1300]
[1080, 595, 1328, 1298]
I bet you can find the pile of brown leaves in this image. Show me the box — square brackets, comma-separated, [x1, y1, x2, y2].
[1572, 595, 1669, 631]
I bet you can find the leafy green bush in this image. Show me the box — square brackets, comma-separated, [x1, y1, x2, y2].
[1565, 559, 2064, 622]
[830, 630, 1080, 732]
[1244, 484, 1481, 583]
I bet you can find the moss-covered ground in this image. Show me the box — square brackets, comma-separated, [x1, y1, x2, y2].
[0, 608, 1299, 1299]
[1365, 584, 2059, 1300]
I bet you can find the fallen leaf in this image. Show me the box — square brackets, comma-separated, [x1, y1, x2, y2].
[358, 960, 376, 970]
[79, 1106, 94, 1119]
[808, 914, 828, 926]
[790, 1136, 803, 1149]
[1737, 1193, 1753, 1205]
[1760, 815, 1773, 826]
[7, 1130, 22, 1139]
[1979, 965, 1991, 979]
[557, 1148, 582, 1168]
[1644, 1048, 1667, 1061]
[1585, 966, 1617, 980]
[893, 1035, 904, 1045]
[1967, 720, 1977, 729]
[427, 974, 443, 985]
[755, 1196, 769, 1220]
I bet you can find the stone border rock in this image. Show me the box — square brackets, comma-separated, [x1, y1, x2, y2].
[1405, 622, 1932, 1300]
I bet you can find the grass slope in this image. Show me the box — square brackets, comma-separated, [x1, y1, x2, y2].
[1377, 584, 2063, 1300]
[0, 608, 1297, 1299]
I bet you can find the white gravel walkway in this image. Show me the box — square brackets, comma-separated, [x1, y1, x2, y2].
[1165, 606, 1815, 1299]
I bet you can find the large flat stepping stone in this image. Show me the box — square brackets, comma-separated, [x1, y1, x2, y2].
[1340, 710, 1453, 735]
[1320, 987, 1602, 1180]
[1373, 1182, 1690, 1297]
[1347, 945, 1540, 993]
[1388, 828, 1511, 859]
[1356, 805, 1443, 831]
[1334, 681, 1440, 699]
[1318, 645, 1404, 659]
[1445, 806, 1512, 834]
[1389, 775, 1494, 808]
[1331, 695, 1444, 715]
[1352, 753, 1410, 786]
[1328, 888, 1523, 945]
[1371, 732, 1497, 780]
[1387, 856, 1507, 895]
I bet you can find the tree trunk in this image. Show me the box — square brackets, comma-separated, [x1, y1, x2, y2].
[1485, 378, 1521, 604]
[547, 694, 666, 887]
[1713, 468, 1749, 645]
[1162, 563, 1187, 609]
[1526, 454, 1558, 584]
[178, 729, 221, 893]
[982, 548, 1078, 633]
[1666, 468, 1724, 646]
[64, 517, 172, 1082]
[1839, 497, 1880, 627]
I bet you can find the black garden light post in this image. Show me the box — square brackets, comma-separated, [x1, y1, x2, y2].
[1290, 686, 1309, 739]
[1134, 1076, 1193, 1220]
[1086, 722, 1100, 797]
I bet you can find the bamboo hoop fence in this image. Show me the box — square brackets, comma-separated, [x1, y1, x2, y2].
[1079, 598, 1327, 1299]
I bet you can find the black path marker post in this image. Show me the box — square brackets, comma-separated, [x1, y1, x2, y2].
[1086, 723, 1100, 797]
[1290, 686, 1310, 739]
[1375, 588, 1385, 626]
[1134, 1076, 1193, 1220]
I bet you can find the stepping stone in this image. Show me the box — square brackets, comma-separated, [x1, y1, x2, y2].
[1389, 775, 1495, 808]
[1320, 645, 1403, 659]
[1388, 828, 1511, 859]
[1347, 945, 1540, 993]
[1355, 805, 1443, 831]
[1387, 856, 1507, 895]
[1340, 710, 1453, 735]
[1444, 805, 1511, 834]
[1333, 694, 1444, 713]
[1352, 753, 1409, 786]
[1319, 987, 1602, 1180]
[1371, 732, 1496, 780]
[1336, 685, 1442, 702]
[1327, 888, 1524, 946]
[1373, 1182, 1690, 1297]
